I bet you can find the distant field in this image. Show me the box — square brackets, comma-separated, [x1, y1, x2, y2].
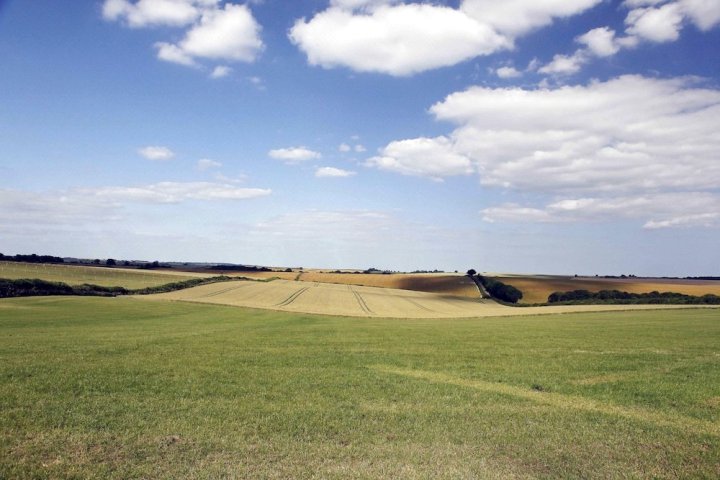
[149, 279, 710, 318]
[0, 262, 206, 289]
[297, 271, 480, 298]
[1, 297, 718, 478]
[496, 274, 720, 304]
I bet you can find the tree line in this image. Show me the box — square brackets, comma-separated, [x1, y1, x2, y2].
[548, 289, 720, 305]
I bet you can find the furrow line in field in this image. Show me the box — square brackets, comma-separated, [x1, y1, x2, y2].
[351, 288, 373, 315]
[275, 286, 310, 307]
[403, 297, 434, 313]
[198, 283, 250, 298]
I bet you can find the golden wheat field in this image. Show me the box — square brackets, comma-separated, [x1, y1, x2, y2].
[144, 279, 708, 318]
[494, 275, 720, 304]
[0, 261, 207, 289]
[295, 271, 480, 298]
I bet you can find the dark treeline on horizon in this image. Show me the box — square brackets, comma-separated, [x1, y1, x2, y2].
[0, 253, 64, 264]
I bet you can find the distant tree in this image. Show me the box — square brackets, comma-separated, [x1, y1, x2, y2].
[106, 258, 116, 266]
[466, 269, 477, 276]
[92, 259, 101, 265]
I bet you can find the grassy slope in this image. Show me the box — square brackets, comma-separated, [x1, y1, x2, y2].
[0, 262, 203, 289]
[1, 297, 719, 479]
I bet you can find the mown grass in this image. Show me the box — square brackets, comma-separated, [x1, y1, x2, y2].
[0, 262, 202, 289]
[1, 297, 718, 479]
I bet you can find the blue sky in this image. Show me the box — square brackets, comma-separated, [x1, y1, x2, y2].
[1, 0, 719, 275]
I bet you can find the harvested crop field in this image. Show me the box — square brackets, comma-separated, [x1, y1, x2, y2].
[495, 274, 720, 304]
[145, 279, 709, 318]
[0, 262, 206, 289]
[297, 272, 480, 298]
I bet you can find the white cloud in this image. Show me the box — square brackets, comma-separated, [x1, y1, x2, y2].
[289, 4, 510, 76]
[577, 27, 620, 57]
[624, 0, 720, 32]
[625, 3, 684, 42]
[138, 145, 175, 161]
[644, 213, 720, 229]
[156, 4, 263, 65]
[482, 193, 720, 229]
[495, 66, 522, 79]
[268, 147, 322, 163]
[290, 0, 609, 76]
[338, 143, 352, 152]
[155, 42, 199, 66]
[87, 182, 271, 203]
[680, 0, 720, 31]
[365, 136, 474, 180]
[210, 65, 232, 78]
[354, 144, 366, 153]
[102, 0, 214, 28]
[538, 52, 587, 75]
[315, 166, 357, 178]
[105, 1, 263, 70]
[460, 0, 603, 37]
[197, 158, 222, 170]
[370, 76, 720, 228]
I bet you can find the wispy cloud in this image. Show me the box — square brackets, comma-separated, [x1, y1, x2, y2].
[268, 146, 321, 164]
[315, 166, 356, 178]
[138, 145, 175, 161]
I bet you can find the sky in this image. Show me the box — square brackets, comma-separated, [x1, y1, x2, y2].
[1, 0, 719, 275]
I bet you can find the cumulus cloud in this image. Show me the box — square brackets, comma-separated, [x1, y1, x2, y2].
[338, 143, 352, 152]
[577, 27, 621, 57]
[365, 136, 473, 180]
[460, 0, 603, 37]
[369, 75, 720, 228]
[289, 0, 602, 76]
[315, 166, 356, 178]
[104, 1, 263, 70]
[538, 0, 720, 77]
[623, 0, 720, 44]
[197, 158, 222, 170]
[625, 2, 684, 42]
[538, 52, 587, 75]
[210, 65, 232, 78]
[138, 145, 175, 160]
[495, 66, 522, 79]
[102, 0, 214, 28]
[289, 3, 509, 76]
[268, 147, 322, 163]
[155, 4, 263, 66]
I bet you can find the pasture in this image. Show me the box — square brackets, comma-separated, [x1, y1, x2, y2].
[495, 274, 720, 304]
[0, 262, 206, 289]
[1, 297, 718, 478]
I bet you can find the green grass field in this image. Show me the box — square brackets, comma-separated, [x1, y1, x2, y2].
[0, 262, 202, 289]
[1, 297, 718, 478]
